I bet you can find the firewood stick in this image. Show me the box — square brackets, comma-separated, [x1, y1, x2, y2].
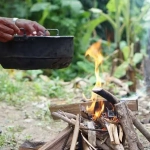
[105, 122, 115, 144]
[52, 112, 74, 125]
[128, 108, 150, 142]
[118, 125, 123, 142]
[70, 114, 80, 150]
[92, 88, 119, 104]
[105, 137, 124, 150]
[58, 111, 77, 119]
[115, 102, 143, 150]
[112, 124, 120, 144]
[52, 112, 88, 133]
[96, 140, 113, 150]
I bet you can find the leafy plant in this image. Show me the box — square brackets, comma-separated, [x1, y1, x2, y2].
[84, 0, 150, 91]
[114, 44, 144, 78]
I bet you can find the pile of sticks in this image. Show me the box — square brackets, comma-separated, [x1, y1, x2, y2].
[20, 88, 150, 150]
[44, 88, 150, 150]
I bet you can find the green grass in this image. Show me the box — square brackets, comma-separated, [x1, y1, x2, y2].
[0, 126, 23, 148]
[0, 67, 75, 106]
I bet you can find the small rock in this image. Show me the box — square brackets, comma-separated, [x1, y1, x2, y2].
[141, 109, 150, 115]
[24, 119, 33, 123]
[141, 101, 148, 107]
[46, 126, 51, 130]
[138, 112, 142, 115]
[119, 90, 127, 97]
[146, 102, 150, 110]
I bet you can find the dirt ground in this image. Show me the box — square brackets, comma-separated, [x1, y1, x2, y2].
[0, 97, 68, 150]
[0, 94, 150, 150]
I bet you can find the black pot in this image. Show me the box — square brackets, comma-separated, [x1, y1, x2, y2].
[0, 29, 74, 70]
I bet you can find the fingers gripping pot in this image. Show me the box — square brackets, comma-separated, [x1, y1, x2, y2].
[0, 29, 74, 70]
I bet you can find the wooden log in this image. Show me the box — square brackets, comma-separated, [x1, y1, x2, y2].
[70, 114, 80, 150]
[50, 99, 138, 120]
[115, 102, 143, 150]
[128, 109, 150, 142]
[38, 126, 73, 150]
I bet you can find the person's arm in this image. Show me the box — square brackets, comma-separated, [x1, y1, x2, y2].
[0, 17, 50, 42]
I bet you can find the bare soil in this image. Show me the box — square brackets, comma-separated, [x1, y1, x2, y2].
[0, 97, 67, 150]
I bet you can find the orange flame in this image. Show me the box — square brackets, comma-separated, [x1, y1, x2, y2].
[85, 40, 104, 120]
[85, 40, 103, 89]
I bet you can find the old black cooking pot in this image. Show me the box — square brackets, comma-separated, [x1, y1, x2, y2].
[0, 29, 74, 70]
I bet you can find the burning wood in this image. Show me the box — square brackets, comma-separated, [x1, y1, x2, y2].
[51, 109, 125, 150]
[20, 88, 150, 150]
[47, 88, 150, 150]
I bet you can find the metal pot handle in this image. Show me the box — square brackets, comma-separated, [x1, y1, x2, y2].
[44, 29, 59, 36]
[14, 28, 59, 36]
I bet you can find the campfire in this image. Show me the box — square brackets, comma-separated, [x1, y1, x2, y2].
[20, 41, 150, 150]
[39, 87, 150, 150]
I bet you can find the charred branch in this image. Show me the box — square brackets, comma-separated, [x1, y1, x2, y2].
[92, 88, 119, 104]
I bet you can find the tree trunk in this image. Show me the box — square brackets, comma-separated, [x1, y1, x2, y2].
[144, 30, 150, 95]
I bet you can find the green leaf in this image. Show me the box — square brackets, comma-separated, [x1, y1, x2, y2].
[61, 0, 82, 14]
[30, 2, 50, 12]
[106, 0, 126, 13]
[77, 61, 94, 74]
[39, 7, 49, 24]
[106, 0, 116, 12]
[81, 16, 106, 49]
[122, 46, 130, 61]
[114, 61, 129, 78]
[133, 53, 143, 65]
[49, 5, 59, 11]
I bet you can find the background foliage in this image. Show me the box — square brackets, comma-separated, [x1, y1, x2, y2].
[0, 0, 149, 82]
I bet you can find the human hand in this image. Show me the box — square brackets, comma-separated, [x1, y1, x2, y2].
[15, 19, 50, 36]
[0, 17, 20, 42]
[0, 17, 50, 42]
